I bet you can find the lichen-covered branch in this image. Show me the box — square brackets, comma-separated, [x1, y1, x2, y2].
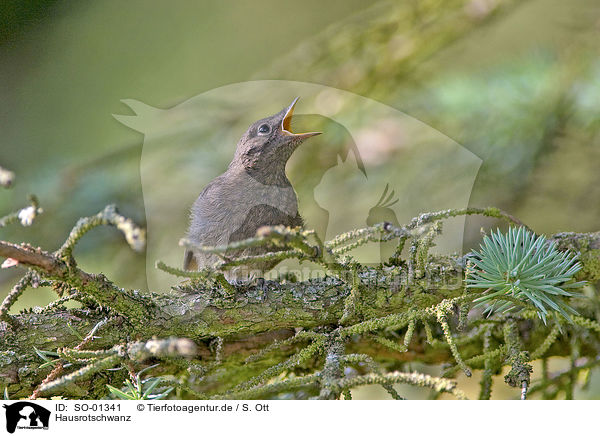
[0, 272, 37, 324]
[0, 196, 42, 229]
[58, 204, 145, 260]
[39, 338, 197, 395]
[2, 195, 600, 399]
[337, 371, 468, 400]
[0, 240, 153, 322]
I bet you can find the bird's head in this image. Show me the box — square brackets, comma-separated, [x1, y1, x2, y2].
[232, 98, 321, 177]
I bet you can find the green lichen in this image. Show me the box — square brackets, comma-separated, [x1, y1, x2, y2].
[2, 204, 600, 400]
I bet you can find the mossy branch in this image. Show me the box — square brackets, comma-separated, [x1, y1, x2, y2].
[0, 204, 152, 322]
[2, 198, 600, 399]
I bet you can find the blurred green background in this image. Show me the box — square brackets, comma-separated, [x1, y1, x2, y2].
[1, 0, 599, 399]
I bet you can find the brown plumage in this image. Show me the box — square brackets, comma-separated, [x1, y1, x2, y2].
[184, 98, 320, 279]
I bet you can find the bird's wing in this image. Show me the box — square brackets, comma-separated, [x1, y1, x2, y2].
[228, 205, 304, 242]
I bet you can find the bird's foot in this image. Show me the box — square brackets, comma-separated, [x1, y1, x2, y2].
[248, 276, 268, 302]
[224, 274, 269, 302]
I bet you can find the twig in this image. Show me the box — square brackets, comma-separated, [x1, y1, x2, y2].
[318, 333, 345, 399]
[233, 338, 325, 393]
[436, 308, 472, 377]
[0, 196, 42, 228]
[156, 261, 213, 279]
[408, 207, 530, 231]
[341, 354, 404, 399]
[37, 337, 198, 396]
[213, 375, 320, 400]
[0, 272, 34, 323]
[337, 371, 467, 400]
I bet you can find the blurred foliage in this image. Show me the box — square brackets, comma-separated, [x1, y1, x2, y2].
[0, 0, 59, 44]
[266, 0, 600, 236]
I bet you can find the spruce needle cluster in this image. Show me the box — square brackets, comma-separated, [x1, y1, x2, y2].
[467, 227, 585, 323]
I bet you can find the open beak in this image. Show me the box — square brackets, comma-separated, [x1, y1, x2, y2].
[281, 97, 322, 138]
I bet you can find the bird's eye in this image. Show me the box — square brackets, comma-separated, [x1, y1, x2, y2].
[257, 124, 271, 135]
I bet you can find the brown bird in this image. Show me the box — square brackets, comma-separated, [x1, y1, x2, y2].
[184, 98, 320, 279]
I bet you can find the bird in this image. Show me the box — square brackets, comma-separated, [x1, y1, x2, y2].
[183, 97, 321, 280]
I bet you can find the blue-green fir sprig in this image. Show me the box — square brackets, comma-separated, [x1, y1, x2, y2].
[466, 227, 585, 324]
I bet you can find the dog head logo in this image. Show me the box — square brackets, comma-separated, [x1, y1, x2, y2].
[3, 402, 50, 433]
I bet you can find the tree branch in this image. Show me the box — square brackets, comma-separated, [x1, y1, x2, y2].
[2, 196, 600, 399]
[0, 240, 153, 322]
